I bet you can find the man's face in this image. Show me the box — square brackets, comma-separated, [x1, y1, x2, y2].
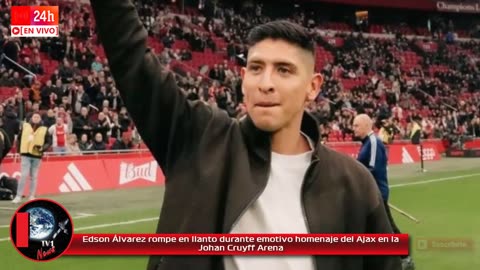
[241, 38, 322, 132]
[352, 118, 368, 138]
[69, 135, 77, 143]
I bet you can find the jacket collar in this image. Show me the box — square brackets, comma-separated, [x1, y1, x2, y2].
[239, 111, 321, 161]
[361, 131, 374, 144]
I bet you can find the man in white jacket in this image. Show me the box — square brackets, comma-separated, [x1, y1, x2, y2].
[48, 117, 69, 153]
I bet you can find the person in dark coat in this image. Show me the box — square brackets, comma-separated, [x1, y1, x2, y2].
[90, 1, 402, 270]
[90, 132, 106, 151]
[354, 114, 414, 270]
[0, 118, 12, 163]
[2, 106, 19, 145]
[73, 106, 92, 139]
[111, 131, 133, 150]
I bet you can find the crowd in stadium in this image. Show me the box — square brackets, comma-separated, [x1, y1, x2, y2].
[0, 0, 479, 154]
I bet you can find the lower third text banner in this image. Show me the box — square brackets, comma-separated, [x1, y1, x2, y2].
[65, 234, 409, 255]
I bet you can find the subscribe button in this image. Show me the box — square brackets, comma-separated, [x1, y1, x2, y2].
[416, 238, 474, 251]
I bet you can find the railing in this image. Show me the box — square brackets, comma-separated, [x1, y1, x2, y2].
[325, 138, 444, 146]
[4, 148, 151, 163]
[1, 54, 37, 80]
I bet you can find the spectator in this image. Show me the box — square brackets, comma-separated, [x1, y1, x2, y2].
[3, 37, 20, 70]
[78, 133, 91, 151]
[2, 105, 19, 144]
[112, 131, 133, 150]
[118, 106, 131, 133]
[90, 132, 106, 151]
[10, 72, 25, 88]
[109, 112, 122, 140]
[0, 72, 10, 86]
[108, 87, 123, 111]
[31, 56, 44, 75]
[43, 109, 56, 128]
[73, 106, 92, 139]
[0, 0, 477, 150]
[96, 85, 108, 108]
[59, 59, 74, 83]
[13, 89, 26, 121]
[91, 56, 103, 72]
[92, 112, 111, 142]
[65, 134, 82, 155]
[48, 117, 69, 153]
[40, 80, 55, 109]
[72, 85, 91, 114]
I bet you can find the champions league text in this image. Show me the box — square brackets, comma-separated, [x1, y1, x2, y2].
[66, 234, 409, 255]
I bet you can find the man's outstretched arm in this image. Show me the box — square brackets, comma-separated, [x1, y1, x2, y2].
[89, 0, 221, 175]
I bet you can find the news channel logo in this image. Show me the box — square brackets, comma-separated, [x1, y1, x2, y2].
[10, 199, 74, 261]
[10, 6, 59, 38]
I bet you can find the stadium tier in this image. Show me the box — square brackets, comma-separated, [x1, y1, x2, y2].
[1, 1, 480, 270]
[0, 0, 478, 153]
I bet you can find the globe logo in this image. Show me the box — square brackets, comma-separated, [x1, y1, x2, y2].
[27, 207, 56, 241]
[11, 199, 74, 262]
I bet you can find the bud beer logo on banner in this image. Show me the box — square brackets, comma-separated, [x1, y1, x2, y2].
[120, 161, 157, 185]
[10, 199, 73, 262]
[11, 6, 59, 37]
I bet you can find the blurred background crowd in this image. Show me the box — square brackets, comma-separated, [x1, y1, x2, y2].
[0, 0, 478, 154]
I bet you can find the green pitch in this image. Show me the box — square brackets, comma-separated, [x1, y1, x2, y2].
[1, 158, 479, 270]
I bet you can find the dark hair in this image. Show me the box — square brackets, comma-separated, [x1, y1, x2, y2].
[246, 20, 315, 57]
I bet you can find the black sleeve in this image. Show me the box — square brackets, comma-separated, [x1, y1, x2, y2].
[16, 127, 22, 153]
[90, 0, 231, 176]
[14, 120, 20, 136]
[0, 134, 5, 161]
[42, 131, 52, 152]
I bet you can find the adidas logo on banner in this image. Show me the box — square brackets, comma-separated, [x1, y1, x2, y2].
[402, 147, 414, 164]
[58, 163, 92, 193]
